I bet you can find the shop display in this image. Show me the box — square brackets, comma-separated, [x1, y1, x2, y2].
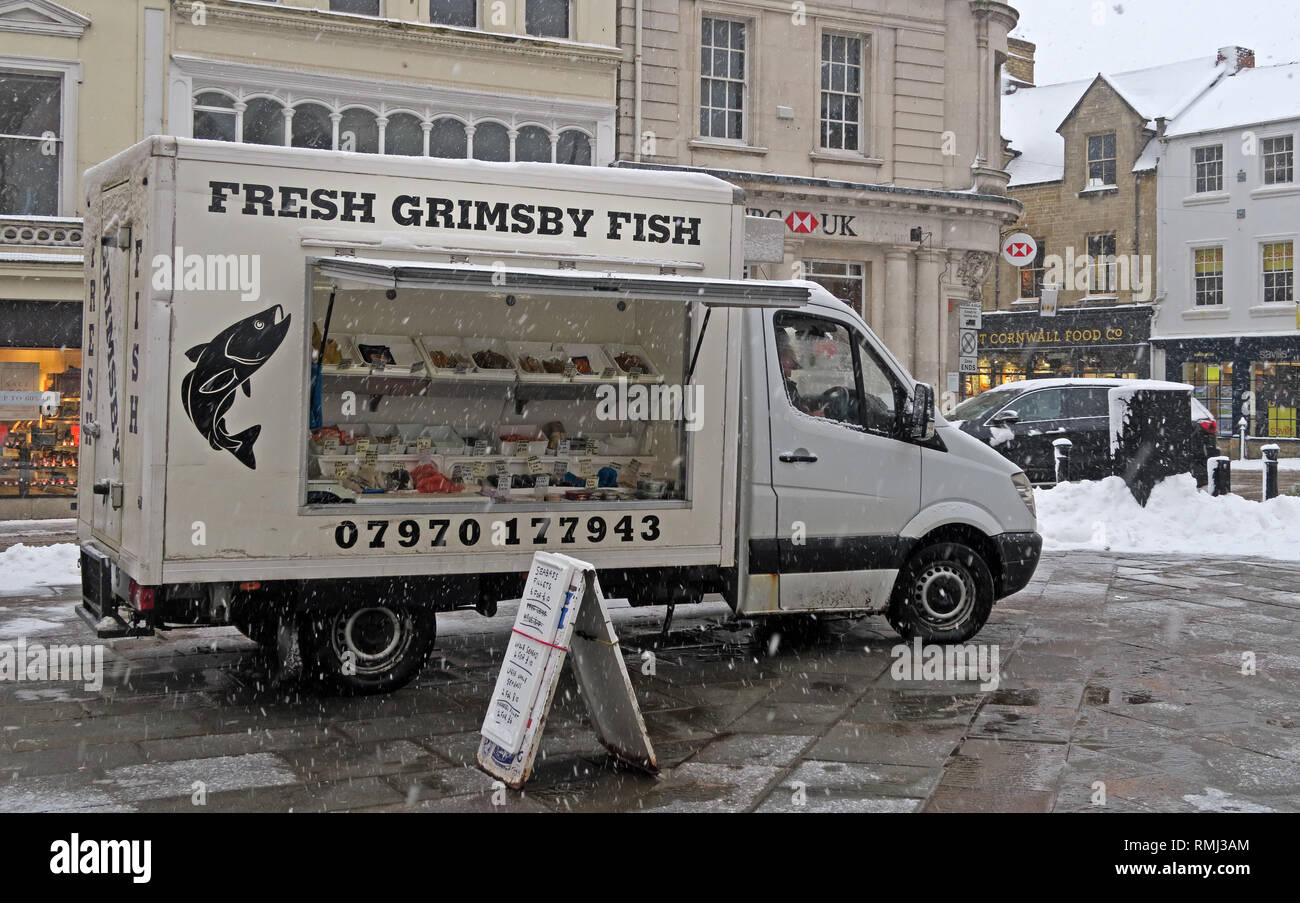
[304, 282, 685, 509]
[0, 359, 81, 499]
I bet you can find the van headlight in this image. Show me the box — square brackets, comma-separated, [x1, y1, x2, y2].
[1011, 472, 1036, 518]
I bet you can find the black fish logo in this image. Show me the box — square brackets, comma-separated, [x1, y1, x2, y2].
[181, 305, 291, 469]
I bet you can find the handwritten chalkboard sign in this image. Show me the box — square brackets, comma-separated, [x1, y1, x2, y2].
[478, 552, 657, 789]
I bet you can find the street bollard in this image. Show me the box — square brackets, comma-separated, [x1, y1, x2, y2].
[1209, 455, 1231, 497]
[1238, 417, 1248, 461]
[1053, 437, 1073, 484]
[1261, 444, 1280, 501]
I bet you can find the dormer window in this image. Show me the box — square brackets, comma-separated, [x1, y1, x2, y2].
[1086, 133, 1116, 187]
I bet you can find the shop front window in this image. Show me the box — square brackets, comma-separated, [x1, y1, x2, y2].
[1181, 360, 1234, 435]
[0, 349, 81, 499]
[1251, 361, 1299, 438]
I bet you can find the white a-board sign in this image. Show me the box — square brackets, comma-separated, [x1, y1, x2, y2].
[478, 551, 657, 789]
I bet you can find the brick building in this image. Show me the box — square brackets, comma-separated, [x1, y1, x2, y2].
[974, 44, 1251, 396]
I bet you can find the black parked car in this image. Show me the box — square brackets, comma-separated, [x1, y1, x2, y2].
[948, 378, 1220, 486]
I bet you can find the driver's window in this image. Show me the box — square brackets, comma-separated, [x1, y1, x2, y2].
[856, 335, 900, 434]
[773, 314, 856, 426]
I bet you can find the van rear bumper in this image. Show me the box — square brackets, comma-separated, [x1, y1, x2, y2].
[994, 532, 1042, 599]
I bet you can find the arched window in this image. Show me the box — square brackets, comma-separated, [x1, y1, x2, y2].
[429, 117, 467, 158]
[193, 91, 236, 142]
[556, 129, 591, 165]
[243, 97, 286, 146]
[472, 121, 510, 162]
[385, 112, 424, 156]
[515, 125, 552, 163]
[291, 103, 334, 150]
[339, 108, 379, 154]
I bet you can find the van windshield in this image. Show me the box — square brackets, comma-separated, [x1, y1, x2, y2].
[950, 389, 1016, 422]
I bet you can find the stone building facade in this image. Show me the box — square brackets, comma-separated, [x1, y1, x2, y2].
[614, 0, 1024, 395]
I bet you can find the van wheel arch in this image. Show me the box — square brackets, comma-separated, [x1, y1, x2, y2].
[905, 524, 1003, 595]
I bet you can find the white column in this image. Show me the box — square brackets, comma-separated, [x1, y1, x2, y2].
[281, 105, 294, 147]
[330, 112, 342, 151]
[914, 249, 942, 387]
[884, 248, 915, 372]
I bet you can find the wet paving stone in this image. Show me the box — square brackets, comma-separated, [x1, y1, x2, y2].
[3, 550, 1300, 811]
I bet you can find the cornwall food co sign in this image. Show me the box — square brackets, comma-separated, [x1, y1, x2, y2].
[206, 181, 702, 246]
[980, 326, 1129, 349]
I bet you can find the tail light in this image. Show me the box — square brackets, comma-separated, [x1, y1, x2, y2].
[128, 578, 156, 611]
[1197, 418, 1218, 435]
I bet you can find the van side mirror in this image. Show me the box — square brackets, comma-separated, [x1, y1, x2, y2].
[989, 409, 1020, 426]
[909, 383, 936, 441]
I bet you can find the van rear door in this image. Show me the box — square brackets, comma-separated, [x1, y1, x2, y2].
[763, 308, 920, 611]
[84, 195, 136, 547]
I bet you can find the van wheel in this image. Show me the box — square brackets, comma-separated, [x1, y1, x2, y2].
[300, 601, 437, 694]
[887, 542, 994, 644]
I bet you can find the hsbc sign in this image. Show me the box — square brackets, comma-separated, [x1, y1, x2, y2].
[747, 208, 857, 237]
[785, 211, 819, 233]
[1001, 232, 1038, 266]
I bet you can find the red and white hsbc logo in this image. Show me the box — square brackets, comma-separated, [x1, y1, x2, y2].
[785, 211, 820, 233]
[1002, 232, 1038, 266]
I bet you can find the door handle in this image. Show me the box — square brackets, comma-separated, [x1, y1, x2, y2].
[92, 479, 110, 496]
[779, 453, 819, 464]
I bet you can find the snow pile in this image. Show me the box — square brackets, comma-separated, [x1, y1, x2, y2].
[0, 543, 80, 593]
[1036, 475, 1300, 560]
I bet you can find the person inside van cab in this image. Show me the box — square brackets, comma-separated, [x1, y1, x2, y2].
[776, 330, 826, 418]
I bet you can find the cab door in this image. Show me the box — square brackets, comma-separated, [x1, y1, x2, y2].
[765, 309, 920, 611]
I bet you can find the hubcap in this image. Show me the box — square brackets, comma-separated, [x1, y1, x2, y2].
[331, 606, 411, 674]
[912, 563, 975, 626]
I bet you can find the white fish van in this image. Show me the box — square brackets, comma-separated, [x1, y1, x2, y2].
[77, 137, 1040, 692]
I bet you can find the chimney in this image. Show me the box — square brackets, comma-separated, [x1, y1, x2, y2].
[1217, 46, 1256, 73]
[1005, 37, 1036, 88]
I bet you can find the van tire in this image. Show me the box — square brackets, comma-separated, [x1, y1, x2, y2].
[299, 601, 437, 694]
[887, 542, 994, 644]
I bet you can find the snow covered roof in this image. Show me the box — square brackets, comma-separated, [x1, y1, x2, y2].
[1003, 56, 1224, 187]
[1164, 62, 1300, 138]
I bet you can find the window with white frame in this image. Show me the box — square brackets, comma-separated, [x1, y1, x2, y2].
[190, 89, 593, 165]
[805, 260, 865, 317]
[0, 70, 62, 216]
[430, 0, 476, 27]
[1087, 233, 1116, 293]
[820, 33, 863, 152]
[1263, 135, 1294, 185]
[1086, 133, 1116, 187]
[700, 16, 746, 141]
[1193, 144, 1223, 193]
[1262, 241, 1294, 303]
[525, 0, 569, 38]
[1194, 246, 1224, 306]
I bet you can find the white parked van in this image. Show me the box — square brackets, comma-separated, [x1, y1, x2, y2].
[78, 137, 1040, 692]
